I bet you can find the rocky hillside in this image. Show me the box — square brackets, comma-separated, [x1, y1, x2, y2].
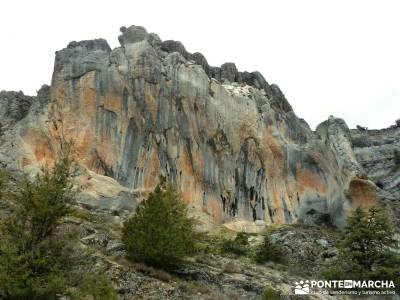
[1, 25, 399, 300]
[0, 25, 398, 230]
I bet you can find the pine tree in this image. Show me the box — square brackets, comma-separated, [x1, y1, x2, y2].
[325, 206, 400, 291]
[0, 144, 77, 299]
[122, 185, 197, 269]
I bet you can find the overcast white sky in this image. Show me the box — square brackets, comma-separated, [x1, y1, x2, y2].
[1, 0, 399, 129]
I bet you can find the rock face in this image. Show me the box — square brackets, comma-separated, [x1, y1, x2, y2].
[0, 25, 391, 227]
[350, 126, 400, 225]
[0, 90, 34, 130]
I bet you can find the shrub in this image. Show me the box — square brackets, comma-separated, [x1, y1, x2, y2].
[324, 206, 400, 292]
[220, 232, 249, 256]
[122, 185, 197, 269]
[75, 273, 118, 300]
[261, 286, 280, 300]
[0, 144, 77, 299]
[254, 234, 286, 264]
[14, 150, 75, 247]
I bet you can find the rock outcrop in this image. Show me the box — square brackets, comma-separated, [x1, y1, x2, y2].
[350, 125, 400, 225]
[0, 90, 33, 130]
[1, 25, 392, 228]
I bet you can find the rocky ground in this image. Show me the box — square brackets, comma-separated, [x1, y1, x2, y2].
[56, 200, 347, 300]
[1, 158, 398, 300]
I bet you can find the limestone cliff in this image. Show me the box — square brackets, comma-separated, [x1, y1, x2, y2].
[350, 126, 400, 225]
[1, 25, 391, 228]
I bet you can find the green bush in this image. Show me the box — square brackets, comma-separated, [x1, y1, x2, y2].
[0, 237, 75, 299]
[75, 273, 118, 300]
[261, 286, 280, 300]
[254, 234, 286, 264]
[14, 153, 75, 247]
[122, 185, 197, 269]
[324, 206, 400, 292]
[0, 144, 77, 299]
[220, 232, 249, 256]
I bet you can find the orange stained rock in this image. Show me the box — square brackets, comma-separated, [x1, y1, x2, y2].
[266, 128, 284, 170]
[102, 93, 123, 113]
[75, 129, 95, 161]
[23, 128, 54, 166]
[296, 167, 327, 194]
[21, 157, 31, 167]
[144, 87, 158, 123]
[208, 195, 223, 224]
[347, 178, 379, 208]
[143, 147, 161, 190]
[81, 73, 97, 109]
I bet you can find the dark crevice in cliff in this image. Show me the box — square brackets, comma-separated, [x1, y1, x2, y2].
[91, 149, 115, 178]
